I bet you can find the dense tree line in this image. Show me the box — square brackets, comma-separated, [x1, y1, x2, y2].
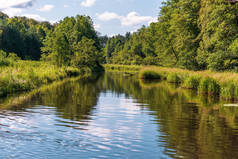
[2, 0, 238, 72]
[0, 12, 53, 60]
[0, 12, 104, 71]
[105, 0, 238, 71]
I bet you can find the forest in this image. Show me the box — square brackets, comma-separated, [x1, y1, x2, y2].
[0, 12, 105, 71]
[105, 0, 238, 71]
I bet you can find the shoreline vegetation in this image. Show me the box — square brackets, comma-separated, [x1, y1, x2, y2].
[1, 0, 238, 103]
[0, 75, 99, 109]
[0, 13, 105, 98]
[103, 64, 142, 73]
[104, 65, 238, 101]
[139, 66, 238, 101]
[0, 59, 88, 97]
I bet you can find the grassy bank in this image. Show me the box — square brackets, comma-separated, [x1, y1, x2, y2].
[139, 66, 238, 100]
[0, 60, 87, 97]
[104, 64, 142, 73]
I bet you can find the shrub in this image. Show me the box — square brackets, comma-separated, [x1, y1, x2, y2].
[139, 70, 161, 79]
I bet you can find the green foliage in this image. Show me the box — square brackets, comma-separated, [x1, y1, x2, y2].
[104, 64, 142, 73]
[0, 60, 82, 97]
[196, 0, 238, 71]
[198, 77, 220, 94]
[41, 15, 102, 71]
[71, 37, 99, 69]
[0, 50, 9, 66]
[139, 66, 238, 98]
[8, 53, 21, 61]
[183, 76, 201, 89]
[167, 73, 181, 83]
[139, 70, 161, 79]
[103, 0, 238, 72]
[104, 0, 201, 69]
[220, 82, 236, 100]
[0, 15, 52, 60]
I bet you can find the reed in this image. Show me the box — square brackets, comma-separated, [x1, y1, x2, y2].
[198, 77, 220, 95]
[167, 73, 181, 83]
[183, 76, 201, 89]
[139, 66, 238, 99]
[104, 64, 142, 72]
[0, 60, 84, 97]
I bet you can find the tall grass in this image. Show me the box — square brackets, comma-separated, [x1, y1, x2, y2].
[139, 66, 238, 100]
[104, 64, 142, 72]
[183, 76, 201, 89]
[0, 60, 84, 97]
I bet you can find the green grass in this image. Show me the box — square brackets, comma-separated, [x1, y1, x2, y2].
[183, 76, 201, 89]
[198, 77, 220, 95]
[0, 60, 85, 97]
[139, 66, 238, 100]
[167, 73, 181, 83]
[104, 64, 142, 73]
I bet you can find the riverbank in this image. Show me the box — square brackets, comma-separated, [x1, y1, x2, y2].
[0, 74, 101, 109]
[139, 66, 238, 100]
[0, 60, 87, 97]
[103, 64, 142, 73]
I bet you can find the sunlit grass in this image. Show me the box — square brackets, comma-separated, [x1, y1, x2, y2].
[103, 64, 142, 72]
[0, 60, 83, 97]
[139, 66, 238, 100]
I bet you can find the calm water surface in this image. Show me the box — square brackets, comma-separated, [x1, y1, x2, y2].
[1, 73, 238, 159]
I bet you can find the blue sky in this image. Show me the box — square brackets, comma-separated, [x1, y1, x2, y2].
[0, 0, 164, 36]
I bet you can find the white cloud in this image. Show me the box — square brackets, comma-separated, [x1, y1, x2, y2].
[96, 11, 156, 27]
[148, 17, 158, 25]
[22, 14, 46, 21]
[49, 20, 58, 24]
[121, 12, 154, 26]
[38, 4, 54, 12]
[96, 12, 121, 21]
[94, 24, 101, 30]
[81, 0, 96, 7]
[2, 8, 24, 17]
[0, 0, 35, 17]
[0, 0, 34, 9]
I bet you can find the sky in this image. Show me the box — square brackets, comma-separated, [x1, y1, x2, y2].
[0, 0, 164, 36]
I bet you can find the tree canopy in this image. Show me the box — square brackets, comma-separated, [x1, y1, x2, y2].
[1, 0, 238, 72]
[105, 0, 238, 71]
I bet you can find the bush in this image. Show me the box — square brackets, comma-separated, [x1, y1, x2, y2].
[139, 70, 161, 79]
[0, 50, 10, 66]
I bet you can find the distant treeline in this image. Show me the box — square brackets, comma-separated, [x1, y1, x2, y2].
[1, 0, 238, 72]
[0, 12, 108, 71]
[104, 0, 238, 71]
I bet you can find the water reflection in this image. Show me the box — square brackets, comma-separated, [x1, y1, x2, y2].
[1, 73, 238, 158]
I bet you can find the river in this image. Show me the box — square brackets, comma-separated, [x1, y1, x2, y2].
[0, 72, 238, 159]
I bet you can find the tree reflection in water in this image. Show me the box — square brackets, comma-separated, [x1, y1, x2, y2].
[1, 72, 238, 159]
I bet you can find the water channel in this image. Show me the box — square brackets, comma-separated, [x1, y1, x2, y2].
[1, 73, 238, 159]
